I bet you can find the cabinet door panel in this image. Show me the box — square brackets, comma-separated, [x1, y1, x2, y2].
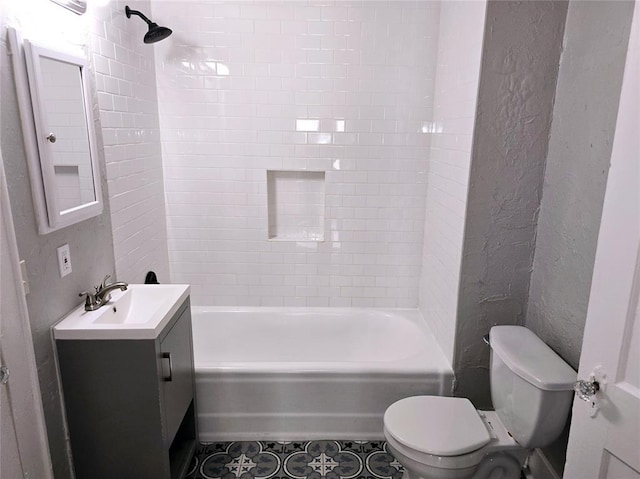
[160, 307, 195, 443]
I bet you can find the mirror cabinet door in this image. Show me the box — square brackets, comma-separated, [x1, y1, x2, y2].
[38, 56, 97, 214]
[9, 29, 103, 234]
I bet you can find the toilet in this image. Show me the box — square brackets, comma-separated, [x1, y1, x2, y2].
[383, 325, 577, 479]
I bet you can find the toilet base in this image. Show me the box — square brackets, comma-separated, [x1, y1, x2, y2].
[394, 446, 522, 479]
[471, 453, 522, 479]
[388, 442, 479, 479]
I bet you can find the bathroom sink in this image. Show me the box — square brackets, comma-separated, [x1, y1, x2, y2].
[53, 284, 190, 340]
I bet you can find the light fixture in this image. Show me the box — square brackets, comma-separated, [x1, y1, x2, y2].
[50, 0, 87, 15]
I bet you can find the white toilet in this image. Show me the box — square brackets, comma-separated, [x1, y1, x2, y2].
[383, 325, 577, 479]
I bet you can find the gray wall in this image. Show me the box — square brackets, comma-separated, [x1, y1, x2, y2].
[526, 0, 635, 369]
[0, 39, 116, 479]
[526, 0, 635, 474]
[454, 0, 568, 408]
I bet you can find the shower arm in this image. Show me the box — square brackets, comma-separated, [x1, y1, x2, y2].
[125, 6, 153, 26]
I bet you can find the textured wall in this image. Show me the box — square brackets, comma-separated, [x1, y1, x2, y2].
[455, 0, 568, 408]
[526, 1, 635, 475]
[0, 1, 116, 477]
[418, 0, 487, 364]
[526, 0, 635, 369]
[92, 0, 170, 284]
[152, 1, 440, 307]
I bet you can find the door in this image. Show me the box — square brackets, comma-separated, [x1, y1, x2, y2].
[0, 151, 53, 477]
[564, 3, 640, 477]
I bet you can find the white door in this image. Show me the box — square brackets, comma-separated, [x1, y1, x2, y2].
[564, 3, 640, 477]
[0, 152, 53, 477]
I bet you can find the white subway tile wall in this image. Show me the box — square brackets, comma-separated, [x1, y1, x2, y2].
[90, 0, 170, 284]
[152, 1, 441, 307]
[418, 1, 487, 362]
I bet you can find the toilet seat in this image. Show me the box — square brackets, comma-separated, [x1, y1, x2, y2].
[384, 397, 523, 470]
[384, 396, 491, 456]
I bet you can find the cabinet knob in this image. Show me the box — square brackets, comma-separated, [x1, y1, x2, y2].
[46, 133, 57, 143]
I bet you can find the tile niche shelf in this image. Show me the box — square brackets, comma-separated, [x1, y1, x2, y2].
[267, 170, 325, 241]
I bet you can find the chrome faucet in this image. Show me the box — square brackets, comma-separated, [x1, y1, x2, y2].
[79, 275, 128, 311]
[95, 274, 128, 303]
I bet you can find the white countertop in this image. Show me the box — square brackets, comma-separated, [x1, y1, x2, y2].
[53, 284, 190, 340]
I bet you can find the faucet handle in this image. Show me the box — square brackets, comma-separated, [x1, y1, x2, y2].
[100, 274, 111, 289]
[79, 291, 101, 311]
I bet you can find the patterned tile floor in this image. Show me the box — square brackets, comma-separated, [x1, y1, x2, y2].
[186, 441, 404, 479]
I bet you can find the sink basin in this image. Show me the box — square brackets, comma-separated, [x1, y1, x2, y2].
[53, 284, 190, 340]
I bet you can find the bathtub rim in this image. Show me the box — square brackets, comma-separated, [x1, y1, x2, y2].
[190, 306, 453, 377]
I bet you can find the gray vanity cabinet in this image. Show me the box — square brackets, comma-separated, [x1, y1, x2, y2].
[56, 298, 197, 479]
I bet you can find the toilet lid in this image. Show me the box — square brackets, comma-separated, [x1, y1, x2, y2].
[384, 396, 491, 456]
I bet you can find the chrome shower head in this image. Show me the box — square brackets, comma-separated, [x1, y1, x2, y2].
[125, 6, 172, 44]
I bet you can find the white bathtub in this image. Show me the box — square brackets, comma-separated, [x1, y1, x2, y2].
[191, 307, 453, 441]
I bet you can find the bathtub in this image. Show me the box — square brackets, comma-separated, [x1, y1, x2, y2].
[191, 307, 453, 441]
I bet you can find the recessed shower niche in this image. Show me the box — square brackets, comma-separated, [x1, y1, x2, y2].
[267, 170, 325, 242]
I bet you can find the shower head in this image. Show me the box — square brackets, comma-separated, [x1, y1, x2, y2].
[144, 24, 173, 44]
[125, 6, 172, 44]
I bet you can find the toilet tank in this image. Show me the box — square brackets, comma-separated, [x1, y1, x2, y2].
[489, 326, 577, 448]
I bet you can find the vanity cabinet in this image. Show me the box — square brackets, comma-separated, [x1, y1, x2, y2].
[56, 298, 197, 479]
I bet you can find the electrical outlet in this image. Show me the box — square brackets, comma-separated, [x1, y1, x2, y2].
[57, 244, 72, 278]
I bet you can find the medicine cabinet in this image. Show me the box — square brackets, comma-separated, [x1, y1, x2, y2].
[8, 28, 103, 234]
